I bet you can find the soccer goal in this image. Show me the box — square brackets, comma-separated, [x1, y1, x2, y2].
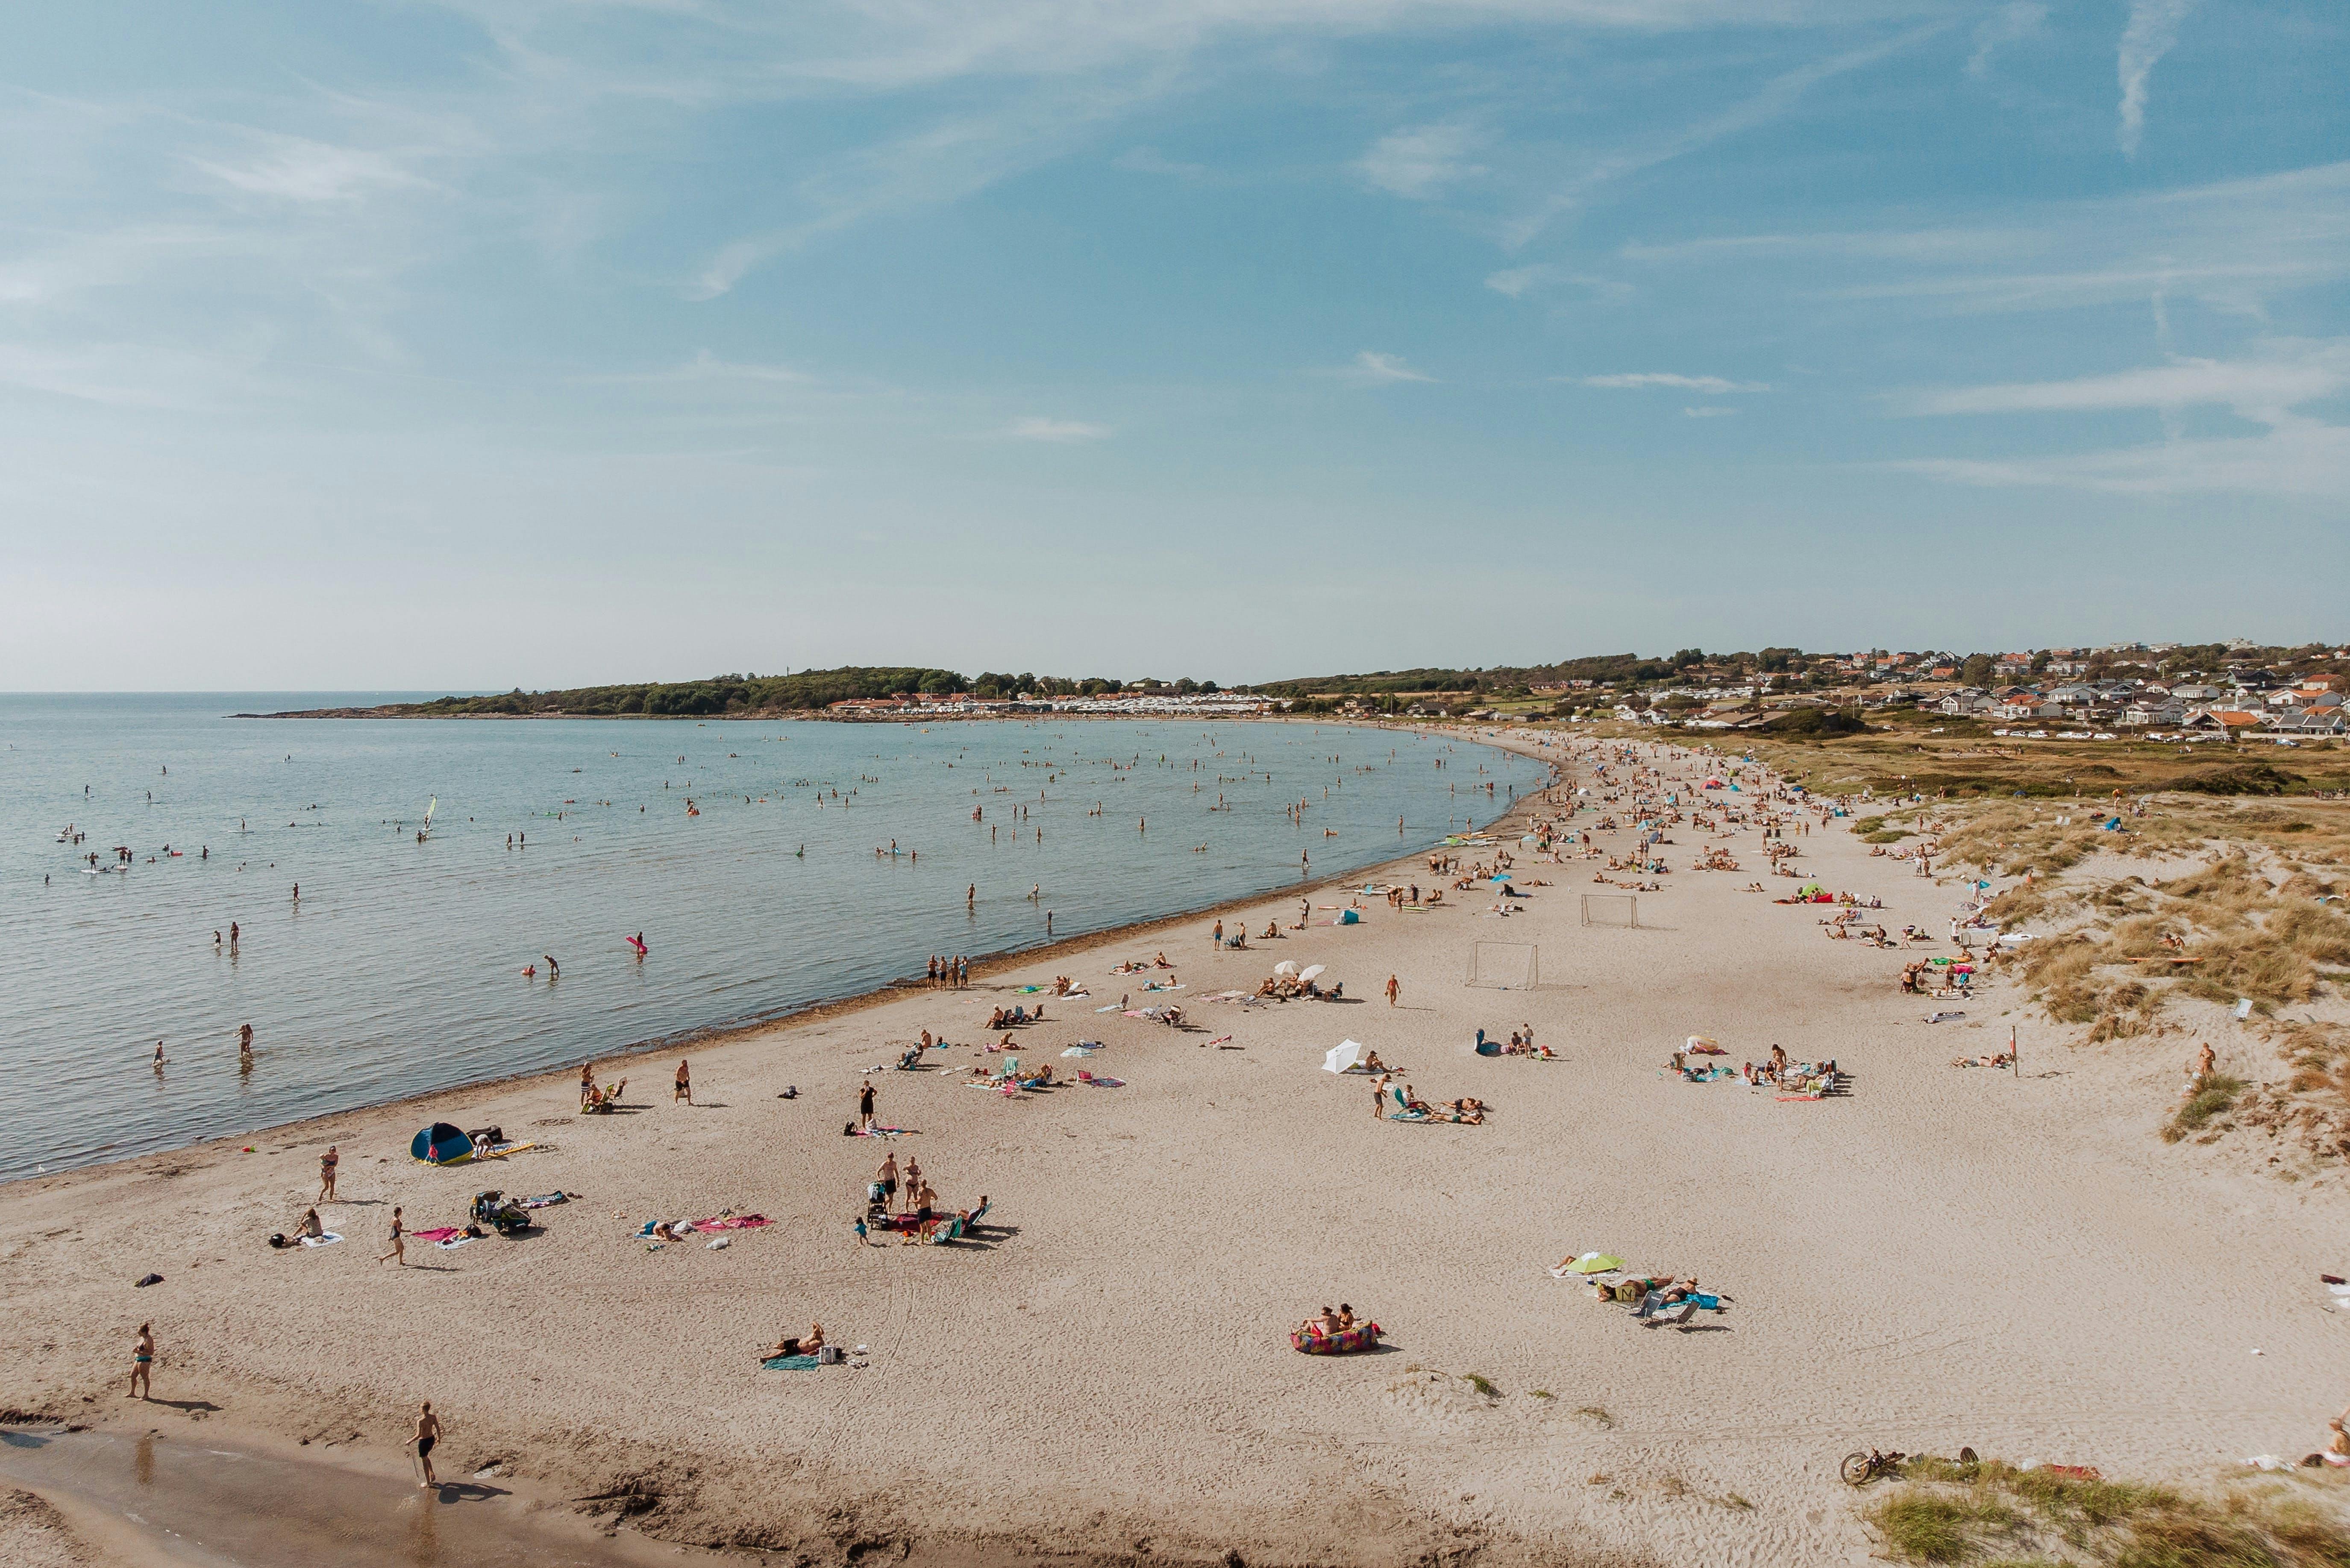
[1580, 893, 1638, 928]
[1466, 942, 1540, 990]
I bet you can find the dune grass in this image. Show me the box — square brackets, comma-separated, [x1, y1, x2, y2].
[1863, 1458, 2350, 1567]
[2165, 1074, 2249, 1142]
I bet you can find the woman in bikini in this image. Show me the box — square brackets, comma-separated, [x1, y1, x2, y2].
[378, 1205, 405, 1266]
[129, 1323, 153, 1400]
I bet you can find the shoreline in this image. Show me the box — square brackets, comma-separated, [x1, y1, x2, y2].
[7, 726, 1558, 1196]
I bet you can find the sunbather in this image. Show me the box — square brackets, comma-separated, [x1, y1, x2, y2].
[766, 1322, 825, 1360]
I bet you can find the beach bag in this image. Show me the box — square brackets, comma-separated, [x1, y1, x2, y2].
[818, 1345, 843, 1364]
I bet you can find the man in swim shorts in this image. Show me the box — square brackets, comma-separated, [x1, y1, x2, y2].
[414, 1401, 441, 1489]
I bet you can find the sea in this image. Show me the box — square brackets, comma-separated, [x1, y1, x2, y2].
[0, 694, 1549, 1180]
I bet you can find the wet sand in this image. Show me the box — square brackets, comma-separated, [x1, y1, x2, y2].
[6, 733, 2348, 1567]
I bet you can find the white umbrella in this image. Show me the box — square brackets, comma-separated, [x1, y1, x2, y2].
[1322, 1040, 1367, 1074]
[1298, 964, 1326, 984]
[1274, 960, 1298, 977]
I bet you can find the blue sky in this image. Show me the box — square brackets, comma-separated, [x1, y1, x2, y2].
[4, 0, 2345, 690]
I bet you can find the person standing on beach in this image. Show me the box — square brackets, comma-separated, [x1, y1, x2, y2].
[413, 1402, 442, 1490]
[378, 1206, 405, 1266]
[129, 1323, 153, 1400]
[1372, 1073, 1390, 1121]
[858, 1081, 876, 1130]
[674, 1059, 692, 1104]
[318, 1145, 338, 1202]
[877, 1151, 899, 1209]
[1385, 975, 1400, 1007]
[1211, 919, 1223, 948]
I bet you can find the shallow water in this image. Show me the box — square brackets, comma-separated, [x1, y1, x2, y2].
[0, 1424, 713, 1566]
[0, 696, 1544, 1179]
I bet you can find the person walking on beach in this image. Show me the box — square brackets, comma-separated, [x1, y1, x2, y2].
[318, 1145, 338, 1202]
[378, 1206, 405, 1266]
[413, 1402, 442, 1490]
[858, 1081, 876, 1130]
[674, 1058, 692, 1104]
[128, 1323, 153, 1400]
[1385, 974, 1400, 1007]
[853, 1213, 871, 1248]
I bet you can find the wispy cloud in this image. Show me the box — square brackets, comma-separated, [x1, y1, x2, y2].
[1357, 123, 1486, 200]
[1577, 372, 1768, 392]
[1965, 1, 2045, 78]
[1899, 422, 2350, 500]
[1502, 22, 1948, 246]
[188, 135, 426, 203]
[1682, 405, 1738, 417]
[1006, 416, 1110, 440]
[1338, 350, 1436, 385]
[1903, 340, 2350, 499]
[1114, 146, 1208, 179]
[586, 349, 814, 386]
[1484, 264, 1634, 302]
[2117, 0, 2196, 158]
[1911, 340, 2350, 419]
[1622, 162, 2350, 321]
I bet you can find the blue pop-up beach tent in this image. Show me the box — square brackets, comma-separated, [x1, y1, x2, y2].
[411, 1122, 471, 1164]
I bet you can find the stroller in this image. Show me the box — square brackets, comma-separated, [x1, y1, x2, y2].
[470, 1190, 532, 1236]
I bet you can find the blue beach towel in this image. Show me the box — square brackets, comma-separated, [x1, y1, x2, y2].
[761, 1354, 820, 1371]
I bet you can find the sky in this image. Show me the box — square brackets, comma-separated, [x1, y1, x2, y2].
[3, 0, 2346, 691]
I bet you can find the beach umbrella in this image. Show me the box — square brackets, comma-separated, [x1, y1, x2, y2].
[1685, 1035, 1720, 1053]
[1322, 1040, 1368, 1074]
[1298, 964, 1325, 984]
[1274, 960, 1298, 977]
[1564, 1253, 1624, 1274]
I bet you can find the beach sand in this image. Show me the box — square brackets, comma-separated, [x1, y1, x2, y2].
[5, 735, 2347, 1567]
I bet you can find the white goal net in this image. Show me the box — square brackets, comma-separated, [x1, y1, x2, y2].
[1466, 942, 1540, 990]
[1579, 894, 1638, 928]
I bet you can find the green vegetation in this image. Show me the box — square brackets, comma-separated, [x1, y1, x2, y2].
[2166, 1074, 2249, 1142]
[303, 666, 1236, 719]
[1761, 706, 1871, 736]
[1863, 1457, 2350, 1566]
[1463, 1373, 1501, 1398]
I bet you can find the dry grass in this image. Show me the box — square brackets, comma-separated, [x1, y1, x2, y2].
[1864, 1458, 2350, 1566]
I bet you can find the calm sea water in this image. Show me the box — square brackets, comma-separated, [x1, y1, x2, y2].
[0, 696, 1546, 1179]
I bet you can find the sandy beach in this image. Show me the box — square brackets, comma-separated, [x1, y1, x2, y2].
[6, 733, 2348, 1567]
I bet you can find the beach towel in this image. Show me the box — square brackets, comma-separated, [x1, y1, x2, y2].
[522, 1192, 572, 1209]
[435, 1235, 474, 1250]
[1078, 1073, 1124, 1086]
[761, 1354, 820, 1371]
[299, 1232, 344, 1248]
[852, 1126, 915, 1137]
[410, 1227, 464, 1243]
[694, 1214, 772, 1231]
